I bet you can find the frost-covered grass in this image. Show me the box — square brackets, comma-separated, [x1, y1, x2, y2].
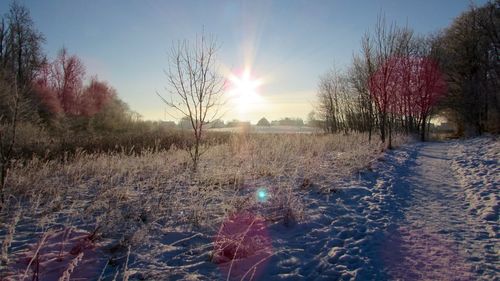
[0, 133, 407, 280]
[7, 134, 499, 280]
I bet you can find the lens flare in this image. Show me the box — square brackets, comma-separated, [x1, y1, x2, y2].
[213, 211, 273, 280]
[256, 187, 268, 203]
[227, 68, 264, 117]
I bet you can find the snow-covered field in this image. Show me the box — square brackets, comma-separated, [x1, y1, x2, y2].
[0, 135, 498, 280]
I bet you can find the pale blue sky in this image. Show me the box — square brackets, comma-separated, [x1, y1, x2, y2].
[0, 0, 487, 123]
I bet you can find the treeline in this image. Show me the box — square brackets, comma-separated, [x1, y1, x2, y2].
[0, 1, 233, 166]
[316, 1, 499, 146]
[0, 2, 139, 136]
[33, 48, 140, 133]
[255, 117, 305, 127]
[173, 117, 307, 129]
[0, 2, 184, 148]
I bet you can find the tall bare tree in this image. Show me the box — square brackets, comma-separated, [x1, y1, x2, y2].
[0, 74, 21, 206]
[350, 43, 375, 141]
[0, 1, 45, 87]
[159, 33, 225, 170]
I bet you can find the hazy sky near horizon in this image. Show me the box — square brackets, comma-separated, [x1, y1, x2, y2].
[0, 0, 487, 123]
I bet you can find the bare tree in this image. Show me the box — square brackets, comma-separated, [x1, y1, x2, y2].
[1, 1, 45, 87]
[158, 33, 225, 170]
[317, 66, 351, 134]
[349, 51, 375, 140]
[51, 48, 86, 115]
[0, 75, 21, 206]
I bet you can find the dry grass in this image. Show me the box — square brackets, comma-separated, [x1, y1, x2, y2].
[3, 121, 231, 161]
[0, 132, 408, 279]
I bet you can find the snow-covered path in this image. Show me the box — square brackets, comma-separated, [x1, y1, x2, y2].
[259, 140, 498, 281]
[381, 142, 498, 280]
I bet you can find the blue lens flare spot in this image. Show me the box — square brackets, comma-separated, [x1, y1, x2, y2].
[258, 190, 266, 198]
[256, 188, 268, 203]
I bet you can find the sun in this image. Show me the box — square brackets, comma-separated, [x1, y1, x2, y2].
[228, 68, 263, 114]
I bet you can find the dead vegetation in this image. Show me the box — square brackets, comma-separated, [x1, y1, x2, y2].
[0, 132, 408, 280]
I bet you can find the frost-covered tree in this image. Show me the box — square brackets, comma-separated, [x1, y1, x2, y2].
[159, 33, 225, 170]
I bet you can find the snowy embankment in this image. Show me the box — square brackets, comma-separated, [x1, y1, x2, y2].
[451, 136, 499, 224]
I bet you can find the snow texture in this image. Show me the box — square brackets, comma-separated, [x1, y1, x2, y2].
[3, 137, 498, 280]
[128, 137, 499, 280]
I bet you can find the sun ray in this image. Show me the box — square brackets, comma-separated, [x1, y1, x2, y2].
[227, 67, 266, 119]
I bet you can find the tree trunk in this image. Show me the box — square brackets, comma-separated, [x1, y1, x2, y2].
[379, 113, 386, 143]
[192, 131, 200, 171]
[0, 163, 6, 204]
[421, 116, 427, 142]
[388, 115, 393, 149]
[365, 100, 372, 142]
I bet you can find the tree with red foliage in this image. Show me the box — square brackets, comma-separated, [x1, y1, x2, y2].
[33, 83, 63, 116]
[50, 48, 85, 115]
[412, 57, 447, 141]
[80, 77, 114, 117]
[370, 56, 447, 142]
[33, 48, 85, 116]
[33, 62, 63, 116]
[368, 55, 401, 146]
[34, 48, 114, 118]
[33, 48, 124, 132]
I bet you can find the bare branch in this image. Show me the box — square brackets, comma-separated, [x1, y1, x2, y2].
[158, 32, 225, 170]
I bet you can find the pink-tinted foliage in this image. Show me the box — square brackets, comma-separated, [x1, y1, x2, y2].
[369, 56, 447, 119]
[369, 57, 400, 115]
[33, 49, 116, 117]
[79, 77, 114, 117]
[53, 49, 86, 115]
[34, 62, 52, 89]
[4, 228, 105, 280]
[33, 82, 63, 115]
[412, 58, 447, 118]
[33, 62, 64, 115]
[213, 211, 273, 280]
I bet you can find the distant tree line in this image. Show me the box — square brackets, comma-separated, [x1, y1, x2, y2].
[316, 1, 499, 146]
[180, 116, 307, 129]
[271, 117, 304, 127]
